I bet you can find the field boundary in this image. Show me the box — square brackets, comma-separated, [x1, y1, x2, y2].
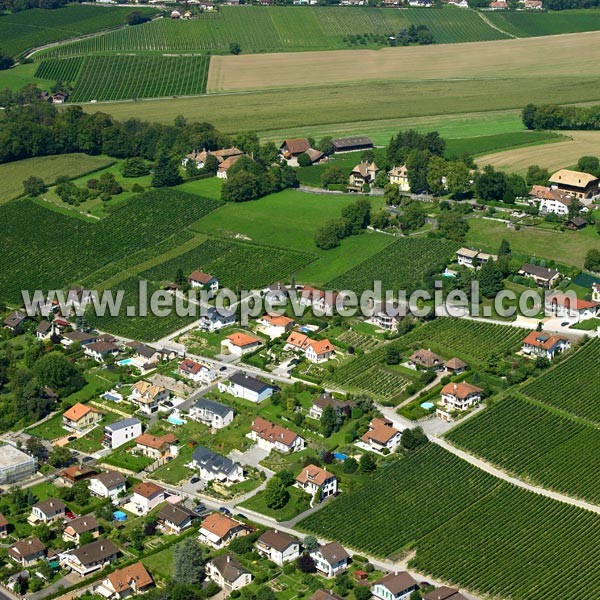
[477, 10, 517, 39]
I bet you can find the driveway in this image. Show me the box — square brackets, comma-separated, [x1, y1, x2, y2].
[29, 572, 81, 600]
[229, 446, 270, 470]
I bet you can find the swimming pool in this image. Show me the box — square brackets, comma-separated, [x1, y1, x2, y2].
[167, 415, 186, 426]
[333, 452, 348, 461]
[420, 401, 435, 410]
[113, 510, 127, 521]
[117, 358, 135, 366]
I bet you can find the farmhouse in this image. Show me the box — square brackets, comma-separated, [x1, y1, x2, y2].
[89, 471, 127, 500]
[540, 194, 579, 216]
[188, 270, 219, 294]
[331, 136, 373, 153]
[199, 513, 250, 549]
[8, 538, 45, 566]
[217, 154, 245, 179]
[310, 542, 350, 578]
[295, 464, 338, 499]
[518, 263, 560, 288]
[206, 554, 252, 591]
[135, 433, 178, 459]
[221, 332, 263, 356]
[218, 372, 276, 403]
[361, 418, 401, 453]
[95, 562, 154, 599]
[437, 382, 483, 420]
[256, 530, 300, 566]
[408, 349, 442, 370]
[178, 358, 217, 384]
[388, 165, 410, 191]
[348, 161, 379, 191]
[284, 332, 335, 363]
[63, 516, 101, 545]
[308, 392, 353, 420]
[29, 498, 66, 525]
[249, 417, 305, 453]
[129, 381, 169, 414]
[183, 147, 242, 169]
[191, 446, 244, 483]
[103, 418, 143, 450]
[156, 504, 197, 535]
[199, 307, 236, 331]
[545, 292, 599, 322]
[522, 0, 542, 8]
[189, 398, 234, 429]
[131, 482, 166, 515]
[549, 169, 599, 199]
[63, 403, 102, 432]
[0, 444, 37, 484]
[565, 216, 587, 230]
[372, 572, 419, 600]
[256, 314, 295, 338]
[60, 539, 120, 577]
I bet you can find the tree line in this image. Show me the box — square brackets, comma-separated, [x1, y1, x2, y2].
[522, 102, 600, 131]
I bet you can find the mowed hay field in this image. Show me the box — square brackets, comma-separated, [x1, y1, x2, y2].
[476, 130, 600, 174]
[207, 31, 600, 92]
[487, 8, 600, 37]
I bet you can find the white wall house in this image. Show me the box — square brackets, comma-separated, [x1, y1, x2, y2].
[372, 572, 419, 600]
[88, 471, 127, 500]
[218, 373, 275, 403]
[256, 531, 300, 566]
[189, 398, 234, 429]
[310, 542, 350, 578]
[249, 417, 305, 454]
[103, 418, 142, 450]
[295, 464, 338, 500]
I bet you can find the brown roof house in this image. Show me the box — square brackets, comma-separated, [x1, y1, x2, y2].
[279, 138, 324, 166]
[549, 168, 599, 199]
[9, 537, 45, 566]
[518, 263, 560, 289]
[310, 542, 350, 578]
[311, 591, 344, 600]
[135, 433, 178, 460]
[58, 465, 96, 487]
[199, 513, 250, 549]
[131, 482, 166, 515]
[3, 311, 28, 333]
[60, 539, 120, 577]
[423, 587, 468, 600]
[29, 498, 67, 525]
[206, 554, 252, 592]
[63, 516, 101, 545]
[348, 161, 379, 191]
[308, 392, 353, 420]
[156, 504, 197, 535]
[188, 270, 219, 295]
[249, 417, 305, 454]
[96, 562, 154, 599]
[372, 572, 419, 600]
[63, 402, 102, 432]
[522, 330, 571, 361]
[256, 530, 300, 566]
[444, 357, 468, 375]
[361, 418, 401, 453]
[437, 382, 483, 422]
[89, 471, 127, 500]
[295, 464, 338, 501]
[408, 349, 442, 370]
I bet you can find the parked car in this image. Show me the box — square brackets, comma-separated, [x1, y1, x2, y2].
[235, 513, 247, 520]
[193, 503, 206, 514]
[219, 507, 232, 516]
[190, 476, 199, 484]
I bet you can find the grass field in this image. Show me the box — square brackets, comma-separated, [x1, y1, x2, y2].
[465, 217, 598, 269]
[475, 130, 600, 174]
[0, 4, 156, 58]
[300, 443, 600, 599]
[35, 55, 210, 102]
[0, 154, 115, 205]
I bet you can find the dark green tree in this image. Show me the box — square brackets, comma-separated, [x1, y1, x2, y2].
[478, 259, 504, 299]
[152, 153, 183, 187]
[23, 176, 46, 197]
[264, 476, 289, 509]
[173, 538, 205, 585]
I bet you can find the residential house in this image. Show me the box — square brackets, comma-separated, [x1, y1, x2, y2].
[135, 433, 178, 460]
[199, 307, 236, 332]
[310, 542, 350, 578]
[95, 562, 154, 599]
[178, 358, 217, 384]
[29, 499, 67, 525]
[189, 398, 234, 429]
[308, 392, 353, 420]
[437, 382, 483, 421]
[217, 154, 244, 179]
[61, 331, 97, 347]
[249, 417, 305, 454]
[131, 344, 163, 370]
[372, 572, 419, 600]
[256, 530, 300, 566]
[131, 482, 166, 515]
[199, 513, 250, 549]
[129, 381, 169, 414]
[63, 516, 101, 545]
[298, 286, 340, 316]
[361, 418, 401, 453]
[63, 403, 102, 431]
[456, 247, 480, 269]
[256, 314, 295, 339]
[221, 332, 263, 356]
[0, 513, 8, 538]
[295, 464, 338, 500]
[310, 591, 344, 600]
[264, 282, 289, 304]
[444, 357, 468, 375]
[388, 165, 410, 192]
[183, 147, 242, 169]
[331, 136, 373, 153]
[188, 271, 219, 295]
[89, 471, 127, 500]
[348, 161, 379, 191]
[51, 92, 68, 104]
[218, 373, 275, 403]
[279, 138, 311, 166]
[36, 320, 54, 340]
[84, 341, 120, 363]
[60, 539, 120, 577]
[540, 194, 578, 216]
[518, 263, 561, 288]
[549, 169, 599, 199]
[372, 302, 403, 331]
[423, 587, 468, 600]
[57, 465, 95, 487]
[408, 349, 442, 370]
[545, 292, 599, 322]
[191, 446, 244, 483]
[284, 332, 335, 363]
[156, 504, 197, 535]
[522, 331, 571, 360]
[103, 418, 143, 450]
[3, 311, 28, 333]
[206, 554, 252, 591]
[8, 538, 45, 566]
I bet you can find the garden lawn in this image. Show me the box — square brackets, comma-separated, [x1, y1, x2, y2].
[239, 485, 311, 522]
[27, 413, 67, 441]
[142, 545, 174, 580]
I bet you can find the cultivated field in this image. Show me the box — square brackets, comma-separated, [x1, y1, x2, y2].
[300, 443, 600, 600]
[447, 395, 600, 504]
[0, 5, 156, 58]
[0, 154, 114, 205]
[476, 130, 600, 174]
[36, 55, 210, 102]
[206, 32, 600, 92]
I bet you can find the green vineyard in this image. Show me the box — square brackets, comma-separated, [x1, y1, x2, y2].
[521, 338, 600, 424]
[446, 395, 600, 504]
[326, 237, 458, 296]
[300, 444, 600, 600]
[35, 55, 210, 102]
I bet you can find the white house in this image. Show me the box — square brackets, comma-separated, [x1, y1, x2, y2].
[256, 530, 300, 566]
[256, 314, 295, 339]
[189, 398, 234, 429]
[156, 504, 197, 535]
[84, 341, 120, 363]
[221, 332, 263, 356]
[199, 514, 249, 549]
[284, 332, 335, 364]
[103, 418, 142, 450]
[456, 248, 497, 269]
[295, 464, 338, 500]
[191, 446, 244, 483]
[95, 562, 154, 599]
[360, 418, 401, 453]
[310, 542, 350, 578]
[206, 554, 252, 591]
[60, 539, 119, 577]
[129, 381, 169, 414]
[178, 358, 217, 384]
[388, 165, 410, 192]
[372, 572, 419, 600]
[188, 271, 219, 295]
[131, 482, 166, 515]
[249, 417, 305, 454]
[199, 307, 236, 332]
[29, 499, 66, 525]
[218, 373, 275, 403]
[135, 433, 178, 460]
[522, 331, 571, 360]
[89, 471, 127, 500]
[545, 292, 599, 323]
[437, 382, 483, 421]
